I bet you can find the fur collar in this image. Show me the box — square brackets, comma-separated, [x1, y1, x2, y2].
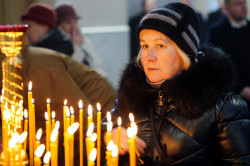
[117, 47, 236, 119]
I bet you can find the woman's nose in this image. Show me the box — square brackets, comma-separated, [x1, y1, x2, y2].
[145, 47, 157, 61]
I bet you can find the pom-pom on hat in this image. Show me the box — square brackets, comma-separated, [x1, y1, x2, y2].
[21, 2, 57, 29]
[136, 2, 200, 61]
[54, 2, 80, 24]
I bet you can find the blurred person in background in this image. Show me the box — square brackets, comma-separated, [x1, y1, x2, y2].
[55, 2, 106, 77]
[20, 2, 73, 56]
[208, 0, 250, 109]
[129, 0, 157, 62]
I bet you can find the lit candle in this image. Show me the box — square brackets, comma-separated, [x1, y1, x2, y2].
[45, 112, 50, 154]
[79, 100, 83, 166]
[55, 121, 60, 166]
[23, 109, 28, 152]
[52, 111, 55, 131]
[47, 98, 51, 141]
[43, 152, 51, 166]
[86, 122, 94, 164]
[89, 148, 97, 166]
[63, 99, 67, 134]
[117, 117, 121, 164]
[70, 106, 74, 125]
[66, 107, 70, 131]
[106, 140, 113, 166]
[34, 144, 45, 166]
[35, 128, 42, 151]
[112, 144, 118, 166]
[28, 81, 34, 166]
[3, 110, 10, 166]
[127, 127, 135, 166]
[18, 132, 27, 166]
[96, 103, 101, 166]
[50, 129, 58, 166]
[67, 122, 79, 166]
[90, 133, 97, 154]
[106, 121, 113, 146]
[9, 133, 19, 166]
[87, 105, 93, 129]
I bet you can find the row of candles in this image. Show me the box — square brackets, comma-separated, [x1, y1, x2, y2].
[1, 81, 139, 166]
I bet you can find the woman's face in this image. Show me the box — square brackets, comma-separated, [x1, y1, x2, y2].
[140, 29, 185, 83]
[59, 18, 77, 38]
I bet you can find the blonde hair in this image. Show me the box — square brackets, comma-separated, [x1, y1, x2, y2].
[136, 43, 191, 71]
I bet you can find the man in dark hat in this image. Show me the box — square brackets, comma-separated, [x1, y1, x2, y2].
[21, 2, 73, 56]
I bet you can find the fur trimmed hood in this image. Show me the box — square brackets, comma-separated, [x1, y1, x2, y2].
[117, 47, 236, 119]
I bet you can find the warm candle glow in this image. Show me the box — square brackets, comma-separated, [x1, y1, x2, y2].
[90, 133, 97, 142]
[70, 106, 74, 115]
[97, 103, 101, 112]
[88, 105, 92, 116]
[79, 100, 83, 108]
[66, 107, 70, 118]
[35, 144, 45, 157]
[112, 144, 118, 158]
[45, 112, 48, 121]
[129, 113, 134, 122]
[24, 109, 28, 119]
[107, 111, 111, 122]
[52, 111, 55, 119]
[107, 140, 114, 151]
[32, 98, 34, 104]
[50, 129, 58, 143]
[64, 99, 67, 106]
[8, 133, 19, 148]
[28, 81, 32, 91]
[127, 127, 133, 139]
[43, 152, 51, 164]
[36, 128, 42, 141]
[118, 117, 122, 126]
[131, 122, 138, 136]
[67, 122, 79, 135]
[107, 121, 113, 132]
[86, 122, 94, 137]
[89, 148, 97, 162]
[18, 132, 27, 144]
[55, 121, 60, 130]
[47, 98, 50, 104]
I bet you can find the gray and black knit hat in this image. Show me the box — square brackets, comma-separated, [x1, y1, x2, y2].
[136, 2, 200, 61]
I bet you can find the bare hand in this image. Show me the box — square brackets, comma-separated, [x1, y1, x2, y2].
[71, 28, 84, 46]
[104, 127, 146, 155]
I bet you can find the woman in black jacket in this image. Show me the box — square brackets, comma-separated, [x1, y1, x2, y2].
[102, 2, 250, 165]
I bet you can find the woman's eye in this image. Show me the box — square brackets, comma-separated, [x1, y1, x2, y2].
[141, 44, 148, 49]
[157, 44, 164, 48]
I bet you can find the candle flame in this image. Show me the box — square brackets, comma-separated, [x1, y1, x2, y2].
[45, 112, 48, 121]
[86, 122, 94, 137]
[118, 117, 122, 126]
[79, 100, 83, 108]
[107, 122, 113, 132]
[88, 105, 92, 116]
[35, 144, 45, 158]
[18, 132, 27, 144]
[129, 113, 134, 122]
[43, 151, 51, 164]
[8, 133, 19, 148]
[3, 110, 11, 120]
[36, 128, 42, 141]
[96, 103, 101, 112]
[0, 95, 2, 104]
[32, 98, 34, 104]
[24, 109, 28, 119]
[55, 121, 60, 130]
[67, 122, 79, 135]
[90, 133, 97, 142]
[52, 111, 55, 119]
[66, 107, 70, 118]
[28, 81, 32, 91]
[89, 148, 97, 162]
[112, 144, 118, 158]
[70, 106, 74, 115]
[47, 98, 50, 104]
[107, 111, 111, 122]
[50, 129, 58, 142]
[19, 100, 23, 107]
[131, 122, 138, 136]
[64, 99, 67, 106]
[107, 140, 114, 151]
[127, 127, 133, 139]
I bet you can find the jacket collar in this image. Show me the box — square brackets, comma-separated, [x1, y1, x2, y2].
[117, 47, 236, 119]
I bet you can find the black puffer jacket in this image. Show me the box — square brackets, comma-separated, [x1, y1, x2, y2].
[110, 47, 250, 166]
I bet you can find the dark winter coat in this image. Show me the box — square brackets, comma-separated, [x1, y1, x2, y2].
[34, 27, 73, 56]
[110, 47, 250, 166]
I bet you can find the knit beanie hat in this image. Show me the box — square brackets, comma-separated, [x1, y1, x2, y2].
[21, 2, 57, 29]
[54, 2, 80, 24]
[137, 2, 200, 61]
